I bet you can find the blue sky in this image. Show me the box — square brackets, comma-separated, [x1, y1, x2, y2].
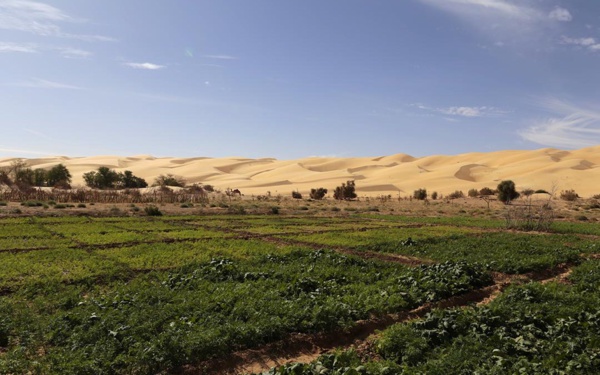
[1, 0, 599, 159]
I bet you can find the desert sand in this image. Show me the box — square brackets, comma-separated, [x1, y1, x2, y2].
[1, 146, 599, 197]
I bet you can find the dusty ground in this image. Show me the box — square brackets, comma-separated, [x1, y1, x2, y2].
[0, 193, 598, 223]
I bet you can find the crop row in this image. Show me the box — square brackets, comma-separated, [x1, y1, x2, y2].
[0, 250, 491, 374]
[262, 259, 600, 374]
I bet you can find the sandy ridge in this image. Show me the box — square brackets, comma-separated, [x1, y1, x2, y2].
[1, 146, 599, 197]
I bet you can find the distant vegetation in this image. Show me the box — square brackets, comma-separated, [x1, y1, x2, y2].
[310, 188, 328, 200]
[333, 180, 357, 200]
[83, 167, 147, 189]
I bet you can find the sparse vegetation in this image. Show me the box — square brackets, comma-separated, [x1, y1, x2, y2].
[497, 180, 520, 204]
[333, 180, 357, 200]
[467, 188, 479, 198]
[291, 191, 302, 199]
[413, 188, 427, 200]
[447, 190, 465, 199]
[309, 187, 328, 200]
[560, 189, 579, 201]
[153, 174, 186, 188]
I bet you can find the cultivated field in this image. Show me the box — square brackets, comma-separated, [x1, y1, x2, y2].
[0, 207, 599, 374]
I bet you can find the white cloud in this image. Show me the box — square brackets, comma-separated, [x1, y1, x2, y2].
[17, 78, 81, 89]
[0, 41, 37, 53]
[520, 99, 600, 149]
[440, 106, 484, 117]
[0, 0, 114, 41]
[561, 36, 600, 52]
[418, 0, 573, 48]
[57, 47, 91, 58]
[549, 7, 572, 22]
[124, 62, 166, 70]
[413, 103, 505, 118]
[419, 0, 540, 21]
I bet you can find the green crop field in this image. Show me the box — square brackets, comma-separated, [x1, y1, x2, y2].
[0, 213, 598, 374]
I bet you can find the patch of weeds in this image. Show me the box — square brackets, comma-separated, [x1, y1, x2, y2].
[144, 205, 162, 216]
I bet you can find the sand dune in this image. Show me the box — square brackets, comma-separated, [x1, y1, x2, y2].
[1, 146, 599, 197]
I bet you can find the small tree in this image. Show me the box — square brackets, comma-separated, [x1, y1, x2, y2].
[154, 174, 186, 188]
[467, 188, 479, 198]
[47, 164, 72, 188]
[413, 188, 427, 200]
[118, 170, 148, 188]
[479, 187, 495, 196]
[448, 190, 465, 199]
[83, 166, 120, 189]
[33, 168, 47, 187]
[497, 180, 519, 204]
[333, 180, 357, 201]
[431, 191, 438, 200]
[310, 187, 328, 200]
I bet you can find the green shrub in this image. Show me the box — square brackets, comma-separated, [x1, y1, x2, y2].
[497, 180, 520, 204]
[54, 204, 67, 209]
[467, 188, 478, 198]
[333, 181, 357, 200]
[479, 187, 495, 196]
[413, 188, 427, 200]
[144, 205, 163, 216]
[310, 187, 328, 200]
[447, 190, 465, 199]
[77, 203, 86, 208]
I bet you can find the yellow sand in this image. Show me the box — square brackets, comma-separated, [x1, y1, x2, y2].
[1, 146, 599, 197]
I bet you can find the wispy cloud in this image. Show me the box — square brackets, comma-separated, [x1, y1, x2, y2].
[124, 62, 166, 70]
[549, 7, 572, 22]
[561, 36, 600, 52]
[0, 0, 114, 41]
[0, 147, 50, 156]
[412, 103, 505, 118]
[419, 0, 540, 21]
[418, 0, 574, 47]
[520, 99, 600, 149]
[205, 54, 238, 60]
[57, 47, 92, 58]
[17, 78, 82, 89]
[0, 41, 37, 53]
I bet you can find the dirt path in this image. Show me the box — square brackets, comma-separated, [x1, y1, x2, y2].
[186, 263, 577, 375]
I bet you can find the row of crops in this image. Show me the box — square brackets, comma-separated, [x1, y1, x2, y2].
[0, 214, 598, 374]
[264, 259, 600, 374]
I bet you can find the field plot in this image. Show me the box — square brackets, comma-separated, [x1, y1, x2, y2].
[0, 213, 597, 374]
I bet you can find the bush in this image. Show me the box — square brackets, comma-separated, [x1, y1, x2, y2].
[535, 189, 550, 194]
[479, 187, 495, 196]
[83, 167, 120, 189]
[333, 181, 357, 201]
[291, 191, 302, 199]
[144, 205, 163, 216]
[467, 188, 479, 198]
[560, 189, 579, 201]
[431, 191, 438, 200]
[270, 206, 279, 214]
[203, 184, 215, 192]
[447, 190, 465, 199]
[413, 188, 427, 200]
[310, 188, 328, 200]
[77, 203, 86, 208]
[521, 188, 535, 197]
[154, 174, 186, 188]
[497, 180, 520, 204]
